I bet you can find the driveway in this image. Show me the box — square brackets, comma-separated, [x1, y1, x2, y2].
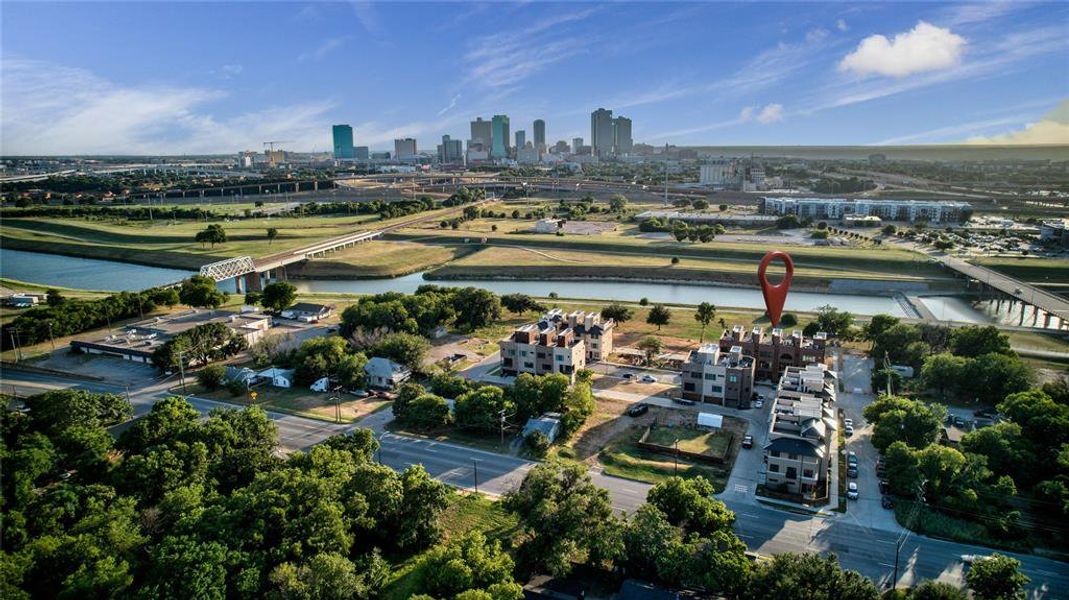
[720, 381, 776, 503]
[836, 351, 903, 533]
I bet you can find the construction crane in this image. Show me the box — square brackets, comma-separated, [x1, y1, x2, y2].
[263, 140, 292, 152]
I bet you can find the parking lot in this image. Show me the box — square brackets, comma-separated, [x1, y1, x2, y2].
[837, 353, 902, 532]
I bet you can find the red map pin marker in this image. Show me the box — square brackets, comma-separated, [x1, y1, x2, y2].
[758, 251, 794, 328]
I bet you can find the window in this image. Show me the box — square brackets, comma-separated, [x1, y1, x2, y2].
[711, 385, 722, 393]
[803, 469, 814, 478]
[521, 350, 528, 357]
[704, 373, 717, 381]
[537, 352, 546, 359]
[507, 350, 516, 356]
[729, 375, 738, 383]
[770, 450, 780, 458]
[786, 467, 797, 480]
[787, 453, 796, 460]
[523, 361, 534, 368]
[684, 383, 695, 392]
[769, 464, 780, 473]
[556, 353, 567, 361]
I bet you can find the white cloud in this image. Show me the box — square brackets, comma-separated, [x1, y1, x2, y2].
[437, 94, 461, 116]
[462, 7, 598, 91]
[839, 21, 966, 78]
[739, 104, 783, 124]
[0, 58, 334, 155]
[220, 64, 243, 77]
[757, 104, 784, 124]
[966, 100, 1069, 145]
[806, 28, 828, 43]
[837, 19, 849, 32]
[297, 36, 351, 63]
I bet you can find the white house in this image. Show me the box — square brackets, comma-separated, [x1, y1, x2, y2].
[364, 357, 412, 389]
[280, 303, 334, 323]
[310, 377, 331, 392]
[225, 366, 258, 387]
[258, 367, 295, 388]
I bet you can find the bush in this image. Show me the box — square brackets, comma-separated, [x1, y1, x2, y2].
[225, 378, 248, 397]
[779, 313, 798, 328]
[523, 431, 551, 458]
[197, 364, 227, 390]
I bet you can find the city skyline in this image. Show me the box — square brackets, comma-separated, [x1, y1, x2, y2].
[2, 1, 1068, 155]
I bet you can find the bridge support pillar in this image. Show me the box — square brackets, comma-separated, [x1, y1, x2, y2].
[1033, 309, 1041, 327]
[233, 276, 244, 294]
[313, 181, 319, 192]
[1044, 313, 1053, 329]
[244, 272, 263, 293]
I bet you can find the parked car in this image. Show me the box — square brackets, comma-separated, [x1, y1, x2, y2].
[844, 418, 854, 428]
[844, 424, 855, 437]
[640, 374, 658, 384]
[879, 480, 890, 494]
[622, 372, 635, 380]
[348, 389, 370, 398]
[953, 416, 966, 428]
[753, 399, 764, 408]
[742, 435, 754, 449]
[847, 482, 859, 500]
[674, 398, 696, 406]
[847, 467, 858, 478]
[881, 496, 896, 510]
[847, 451, 858, 466]
[627, 403, 650, 417]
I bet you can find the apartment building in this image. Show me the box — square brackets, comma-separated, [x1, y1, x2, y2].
[719, 325, 827, 382]
[764, 364, 838, 499]
[498, 309, 615, 381]
[759, 197, 971, 224]
[680, 343, 755, 408]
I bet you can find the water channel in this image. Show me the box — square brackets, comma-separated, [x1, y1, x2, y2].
[0, 248, 1016, 324]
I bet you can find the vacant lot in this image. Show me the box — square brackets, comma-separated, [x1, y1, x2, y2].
[290, 240, 473, 279]
[193, 384, 390, 423]
[646, 424, 734, 458]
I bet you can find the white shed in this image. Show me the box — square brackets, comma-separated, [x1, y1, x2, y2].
[697, 412, 723, 429]
[310, 377, 331, 392]
[258, 367, 295, 389]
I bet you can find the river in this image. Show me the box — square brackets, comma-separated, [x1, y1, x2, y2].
[1, 248, 1009, 322]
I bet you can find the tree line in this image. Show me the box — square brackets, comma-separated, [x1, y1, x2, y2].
[340, 286, 502, 339]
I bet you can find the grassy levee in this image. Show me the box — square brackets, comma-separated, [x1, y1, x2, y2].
[1, 236, 218, 270]
[288, 241, 479, 279]
[973, 256, 1069, 286]
[387, 229, 944, 279]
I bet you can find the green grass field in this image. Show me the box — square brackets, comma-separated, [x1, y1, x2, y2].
[646, 425, 734, 458]
[598, 426, 729, 487]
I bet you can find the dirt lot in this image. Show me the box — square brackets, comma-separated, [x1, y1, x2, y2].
[424, 334, 487, 370]
[195, 384, 391, 423]
[592, 376, 677, 398]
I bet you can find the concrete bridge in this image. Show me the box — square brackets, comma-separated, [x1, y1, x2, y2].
[196, 197, 492, 292]
[933, 252, 1069, 330]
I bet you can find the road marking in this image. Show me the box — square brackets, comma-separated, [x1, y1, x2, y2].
[734, 484, 748, 493]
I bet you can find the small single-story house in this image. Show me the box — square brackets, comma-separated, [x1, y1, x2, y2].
[225, 366, 258, 387]
[280, 303, 335, 323]
[522, 412, 562, 443]
[5, 294, 41, 308]
[364, 357, 412, 389]
[258, 367, 295, 388]
[310, 377, 331, 392]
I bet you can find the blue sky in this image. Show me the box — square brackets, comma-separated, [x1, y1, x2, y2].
[2, 1, 1067, 155]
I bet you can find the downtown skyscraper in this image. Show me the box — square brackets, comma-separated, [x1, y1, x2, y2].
[332, 124, 354, 159]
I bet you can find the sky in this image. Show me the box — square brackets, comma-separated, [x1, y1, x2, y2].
[2, 1, 1068, 155]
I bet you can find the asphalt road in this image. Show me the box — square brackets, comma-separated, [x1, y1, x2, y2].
[4, 368, 1066, 597]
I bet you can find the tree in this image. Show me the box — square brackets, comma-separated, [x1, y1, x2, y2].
[452, 287, 501, 331]
[500, 293, 546, 315]
[334, 353, 368, 390]
[919, 353, 968, 400]
[909, 580, 967, 600]
[694, 302, 716, 342]
[178, 275, 228, 310]
[961, 422, 1034, 481]
[368, 332, 429, 372]
[504, 461, 621, 576]
[637, 336, 663, 366]
[950, 325, 1012, 358]
[863, 314, 900, 345]
[197, 364, 227, 390]
[962, 353, 1033, 405]
[269, 552, 386, 600]
[609, 194, 628, 212]
[509, 372, 570, 422]
[863, 395, 946, 451]
[294, 335, 351, 385]
[418, 531, 521, 599]
[647, 304, 671, 330]
[622, 504, 681, 578]
[266, 227, 278, 245]
[647, 476, 734, 537]
[882, 224, 898, 236]
[142, 536, 229, 600]
[748, 553, 879, 600]
[405, 393, 452, 429]
[244, 291, 263, 307]
[814, 304, 854, 338]
[601, 303, 633, 323]
[45, 288, 65, 306]
[194, 224, 227, 247]
[776, 214, 802, 229]
[261, 281, 298, 313]
[966, 554, 1029, 600]
[25, 389, 132, 436]
[779, 313, 798, 327]
[454, 385, 513, 434]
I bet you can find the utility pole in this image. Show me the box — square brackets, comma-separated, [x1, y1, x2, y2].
[9, 330, 21, 362]
[674, 439, 679, 474]
[176, 347, 187, 395]
[47, 321, 56, 352]
[473, 459, 479, 494]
